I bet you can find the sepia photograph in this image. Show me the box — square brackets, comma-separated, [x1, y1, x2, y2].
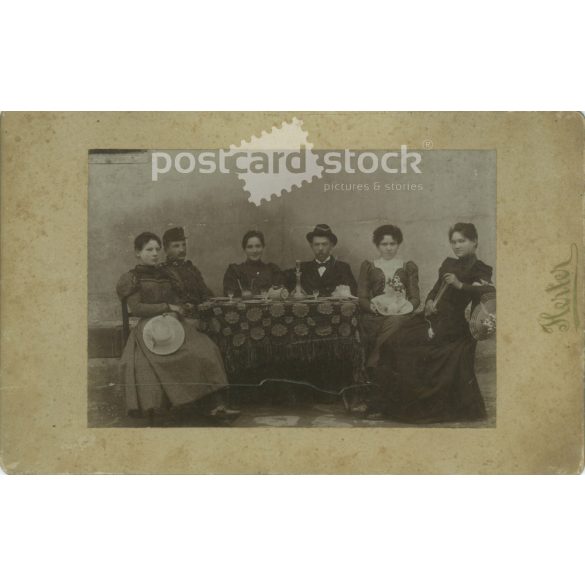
[88, 138, 496, 429]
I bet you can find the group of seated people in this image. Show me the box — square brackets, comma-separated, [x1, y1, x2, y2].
[116, 221, 495, 425]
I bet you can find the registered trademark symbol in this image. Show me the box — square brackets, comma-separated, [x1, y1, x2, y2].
[423, 139, 433, 150]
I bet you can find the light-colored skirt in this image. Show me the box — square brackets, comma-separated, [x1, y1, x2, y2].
[119, 317, 228, 413]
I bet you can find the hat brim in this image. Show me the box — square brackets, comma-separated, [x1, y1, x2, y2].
[142, 316, 186, 355]
[164, 236, 187, 243]
[306, 231, 338, 245]
[469, 293, 496, 340]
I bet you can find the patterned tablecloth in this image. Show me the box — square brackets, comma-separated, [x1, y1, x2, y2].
[196, 298, 365, 380]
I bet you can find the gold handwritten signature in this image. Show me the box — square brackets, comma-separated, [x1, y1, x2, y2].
[538, 243, 580, 333]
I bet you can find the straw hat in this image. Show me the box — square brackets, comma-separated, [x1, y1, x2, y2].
[143, 314, 185, 355]
[469, 292, 496, 341]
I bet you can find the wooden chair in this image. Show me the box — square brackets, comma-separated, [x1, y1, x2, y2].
[121, 299, 131, 344]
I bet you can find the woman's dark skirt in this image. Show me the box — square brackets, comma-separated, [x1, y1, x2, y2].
[373, 314, 487, 423]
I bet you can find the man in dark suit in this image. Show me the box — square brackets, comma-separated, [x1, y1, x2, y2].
[288, 224, 357, 296]
[284, 224, 357, 401]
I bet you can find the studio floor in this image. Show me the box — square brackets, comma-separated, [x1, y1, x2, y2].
[88, 339, 496, 429]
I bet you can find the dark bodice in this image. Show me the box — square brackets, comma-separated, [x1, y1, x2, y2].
[427, 255, 495, 341]
[223, 259, 284, 296]
[116, 264, 181, 318]
[357, 259, 421, 314]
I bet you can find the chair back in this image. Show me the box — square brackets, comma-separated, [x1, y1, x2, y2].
[121, 299, 130, 343]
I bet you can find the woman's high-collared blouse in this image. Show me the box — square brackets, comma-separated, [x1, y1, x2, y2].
[357, 259, 421, 314]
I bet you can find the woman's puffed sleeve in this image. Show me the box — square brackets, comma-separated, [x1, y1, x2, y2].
[223, 264, 241, 296]
[404, 261, 421, 311]
[116, 271, 138, 300]
[358, 261, 374, 313]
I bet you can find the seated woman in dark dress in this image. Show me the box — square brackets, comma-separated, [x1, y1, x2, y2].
[223, 230, 284, 297]
[357, 224, 420, 369]
[116, 232, 239, 424]
[369, 222, 495, 423]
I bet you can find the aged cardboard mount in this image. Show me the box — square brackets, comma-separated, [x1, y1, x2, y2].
[0, 112, 583, 473]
